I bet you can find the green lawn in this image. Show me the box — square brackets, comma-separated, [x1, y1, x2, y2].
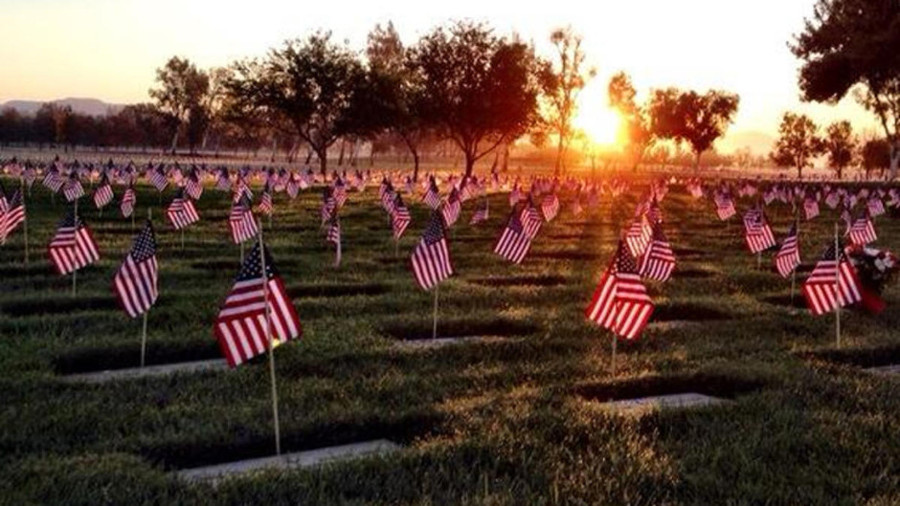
[2, 177, 900, 505]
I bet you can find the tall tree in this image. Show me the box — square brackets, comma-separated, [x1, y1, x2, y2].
[226, 32, 365, 174]
[650, 89, 739, 170]
[543, 26, 595, 176]
[608, 72, 654, 170]
[860, 138, 891, 179]
[823, 120, 856, 179]
[770, 112, 824, 179]
[410, 22, 543, 177]
[792, 0, 900, 177]
[149, 56, 209, 154]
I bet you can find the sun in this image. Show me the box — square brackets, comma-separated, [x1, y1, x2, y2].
[575, 106, 621, 148]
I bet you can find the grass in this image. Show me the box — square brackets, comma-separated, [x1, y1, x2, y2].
[2, 175, 900, 505]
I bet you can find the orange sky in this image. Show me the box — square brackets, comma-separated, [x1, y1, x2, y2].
[0, 0, 880, 153]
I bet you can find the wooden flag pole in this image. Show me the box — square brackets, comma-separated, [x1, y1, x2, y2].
[72, 197, 78, 296]
[834, 222, 841, 348]
[140, 208, 152, 368]
[791, 216, 799, 304]
[432, 284, 440, 340]
[610, 333, 618, 377]
[22, 178, 29, 267]
[258, 218, 282, 456]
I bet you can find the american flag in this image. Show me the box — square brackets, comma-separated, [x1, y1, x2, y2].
[229, 194, 258, 243]
[585, 241, 654, 340]
[625, 215, 652, 257]
[639, 222, 675, 282]
[42, 167, 64, 193]
[148, 165, 168, 192]
[423, 177, 441, 210]
[391, 193, 411, 240]
[520, 200, 543, 239]
[441, 188, 462, 227]
[257, 186, 273, 216]
[48, 211, 100, 275]
[92, 174, 114, 209]
[774, 224, 801, 278]
[849, 214, 877, 245]
[647, 197, 662, 224]
[215, 168, 231, 191]
[0, 189, 25, 244]
[120, 186, 136, 218]
[802, 242, 862, 315]
[470, 199, 489, 225]
[714, 192, 736, 220]
[410, 211, 453, 290]
[825, 190, 841, 209]
[868, 197, 885, 217]
[63, 173, 85, 202]
[233, 176, 252, 203]
[321, 187, 337, 225]
[333, 178, 348, 208]
[541, 193, 560, 222]
[494, 205, 534, 264]
[286, 174, 300, 200]
[186, 170, 204, 200]
[214, 242, 302, 368]
[113, 220, 158, 318]
[803, 198, 819, 220]
[166, 189, 200, 230]
[326, 213, 341, 266]
[744, 209, 776, 253]
[509, 184, 522, 207]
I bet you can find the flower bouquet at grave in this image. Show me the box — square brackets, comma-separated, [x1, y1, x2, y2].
[846, 244, 898, 314]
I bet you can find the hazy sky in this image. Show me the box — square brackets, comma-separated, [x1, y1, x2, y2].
[0, 0, 880, 152]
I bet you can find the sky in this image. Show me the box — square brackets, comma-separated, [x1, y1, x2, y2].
[0, 0, 881, 153]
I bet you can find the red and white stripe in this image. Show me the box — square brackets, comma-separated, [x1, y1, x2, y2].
[113, 255, 158, 318]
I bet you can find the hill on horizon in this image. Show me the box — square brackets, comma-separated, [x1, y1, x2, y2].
[1, 97, 125, 117]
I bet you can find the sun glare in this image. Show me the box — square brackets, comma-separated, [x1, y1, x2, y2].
[574, 105, 621, 148]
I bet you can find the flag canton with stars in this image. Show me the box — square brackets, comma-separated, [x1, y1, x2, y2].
[422, 212, 447, 245]
[237, 242, 278, 283]
[131, 221, 157, 263]
[615, 243, 640, 274]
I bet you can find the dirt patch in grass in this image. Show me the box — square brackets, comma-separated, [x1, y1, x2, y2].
[759, 294, 808, 309]
[287, 283, 389, 298]
[152, 411, 443, 470]
[1, 296, 120, 317]
[652, 303, 732, 322]
[530, 251, 601, 261]
[575, 372, 765, 403]
[467, 275, 566, 287]
[800, 345, 900, 369]
[381, 318, 540, 341]
[53, 341, 223, 375]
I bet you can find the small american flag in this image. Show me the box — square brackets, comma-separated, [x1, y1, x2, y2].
[470, 199, 489, 225]
[229, 194, 258, 243]
[257, 186, 273, 216]
[148, 165, 168, 192]
[867, 197, 885, 217]
[0, 189, 25, 244]
[585, 241, 654, 340]
[849, 214, 877, 245]
[286, 174, 300, 200]
[423, 177, 441, 210]
[63, 173, 85, 202]
[186, 169, 204, 200]
[441, 188, 462, 227]
[410, 211, 453, 290]
[326, 213, 341, 266]
[92, 174, 114, 209]
[541, 194, 560, 222]
[214, 242, 302, 368]
[639, 222, 675, 282]
[42, 167, 64, 193]
[321, 187, 337, 225]
[625, 215, 652, 257]
[521, 201, 543, 239]
[120, 186, 136, 218]
[802, 241, 862, 315]
[332, 178, 348, 208]
[509, 184, 522, 207]
[113, 220, 158, 318]
[744, 208, 776, 253]
[803, 198, 819, 220]
[166, 189, 200, 230]
[215, 168, 231, 191]
[233, 177, 252, 203]
[825, 190, 841, 209]
[391, 193, 411, 240]
[714, 191, 736, 220]
[774, 224, 801, 278]
[494, 205, 534, 264]
[48, 210, 100, 275]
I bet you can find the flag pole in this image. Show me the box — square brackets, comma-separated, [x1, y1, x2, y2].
[610, 333, 618, 377]
[72, 197, 78, 296]
[432, 284, 439, 340]
[240, 240, 244, 264]
[791, 215, 799, 304]
[21, 178, 29, 267]
[140, 207, 152, 368]
[258, 218, 282, 456]
[834, 221, 841, 348]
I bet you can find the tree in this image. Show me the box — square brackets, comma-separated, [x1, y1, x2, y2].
[149, 56, 209, 153]
[410, 21, 543, 177]
[792, 0, 900, 177]
[770, 112, 824, 179]
[608, 72, 654, 170]
[860, 138, 891, 179]
[543, 26, 595, 176]
[823, 120, 856, 178]
[650, 88, 739, 170]
[226, 32, 365, 174]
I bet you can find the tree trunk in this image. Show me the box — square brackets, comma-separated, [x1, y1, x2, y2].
[797, 164, 803, 180]
[318, 148, 328, 176]
[890, 141, 899, 180]
[464, 151, 475, 178]
[693, 151, 701, 172]
[412, 149, 420, 182]
[554, 135, 565, 177]
[338, 140, 346, 166]
[169, 125, 180, 155]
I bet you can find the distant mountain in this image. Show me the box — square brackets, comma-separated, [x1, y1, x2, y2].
[1, 98, 126, 117]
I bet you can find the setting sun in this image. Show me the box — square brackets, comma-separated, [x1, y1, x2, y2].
[573, 82, 622, 148]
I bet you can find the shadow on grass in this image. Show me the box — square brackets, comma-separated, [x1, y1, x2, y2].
[799, 344, 900, 369]
[381, 318, 540, 341]
[575, 372, 766, 403]
[54, 341, 223, 374]
[652, 303, 732, 322]
[467, 275, 566, 287]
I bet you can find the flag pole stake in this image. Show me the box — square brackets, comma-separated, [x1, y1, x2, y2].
[611, 334, 618, 377]
[240, 240, 244, 264]
[835, 222, 841, 348]
[258, 218, 282, 456]
[432, 284, 439, 340]
[22, 179, 29, 267]
[72, 197, 78, 296]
